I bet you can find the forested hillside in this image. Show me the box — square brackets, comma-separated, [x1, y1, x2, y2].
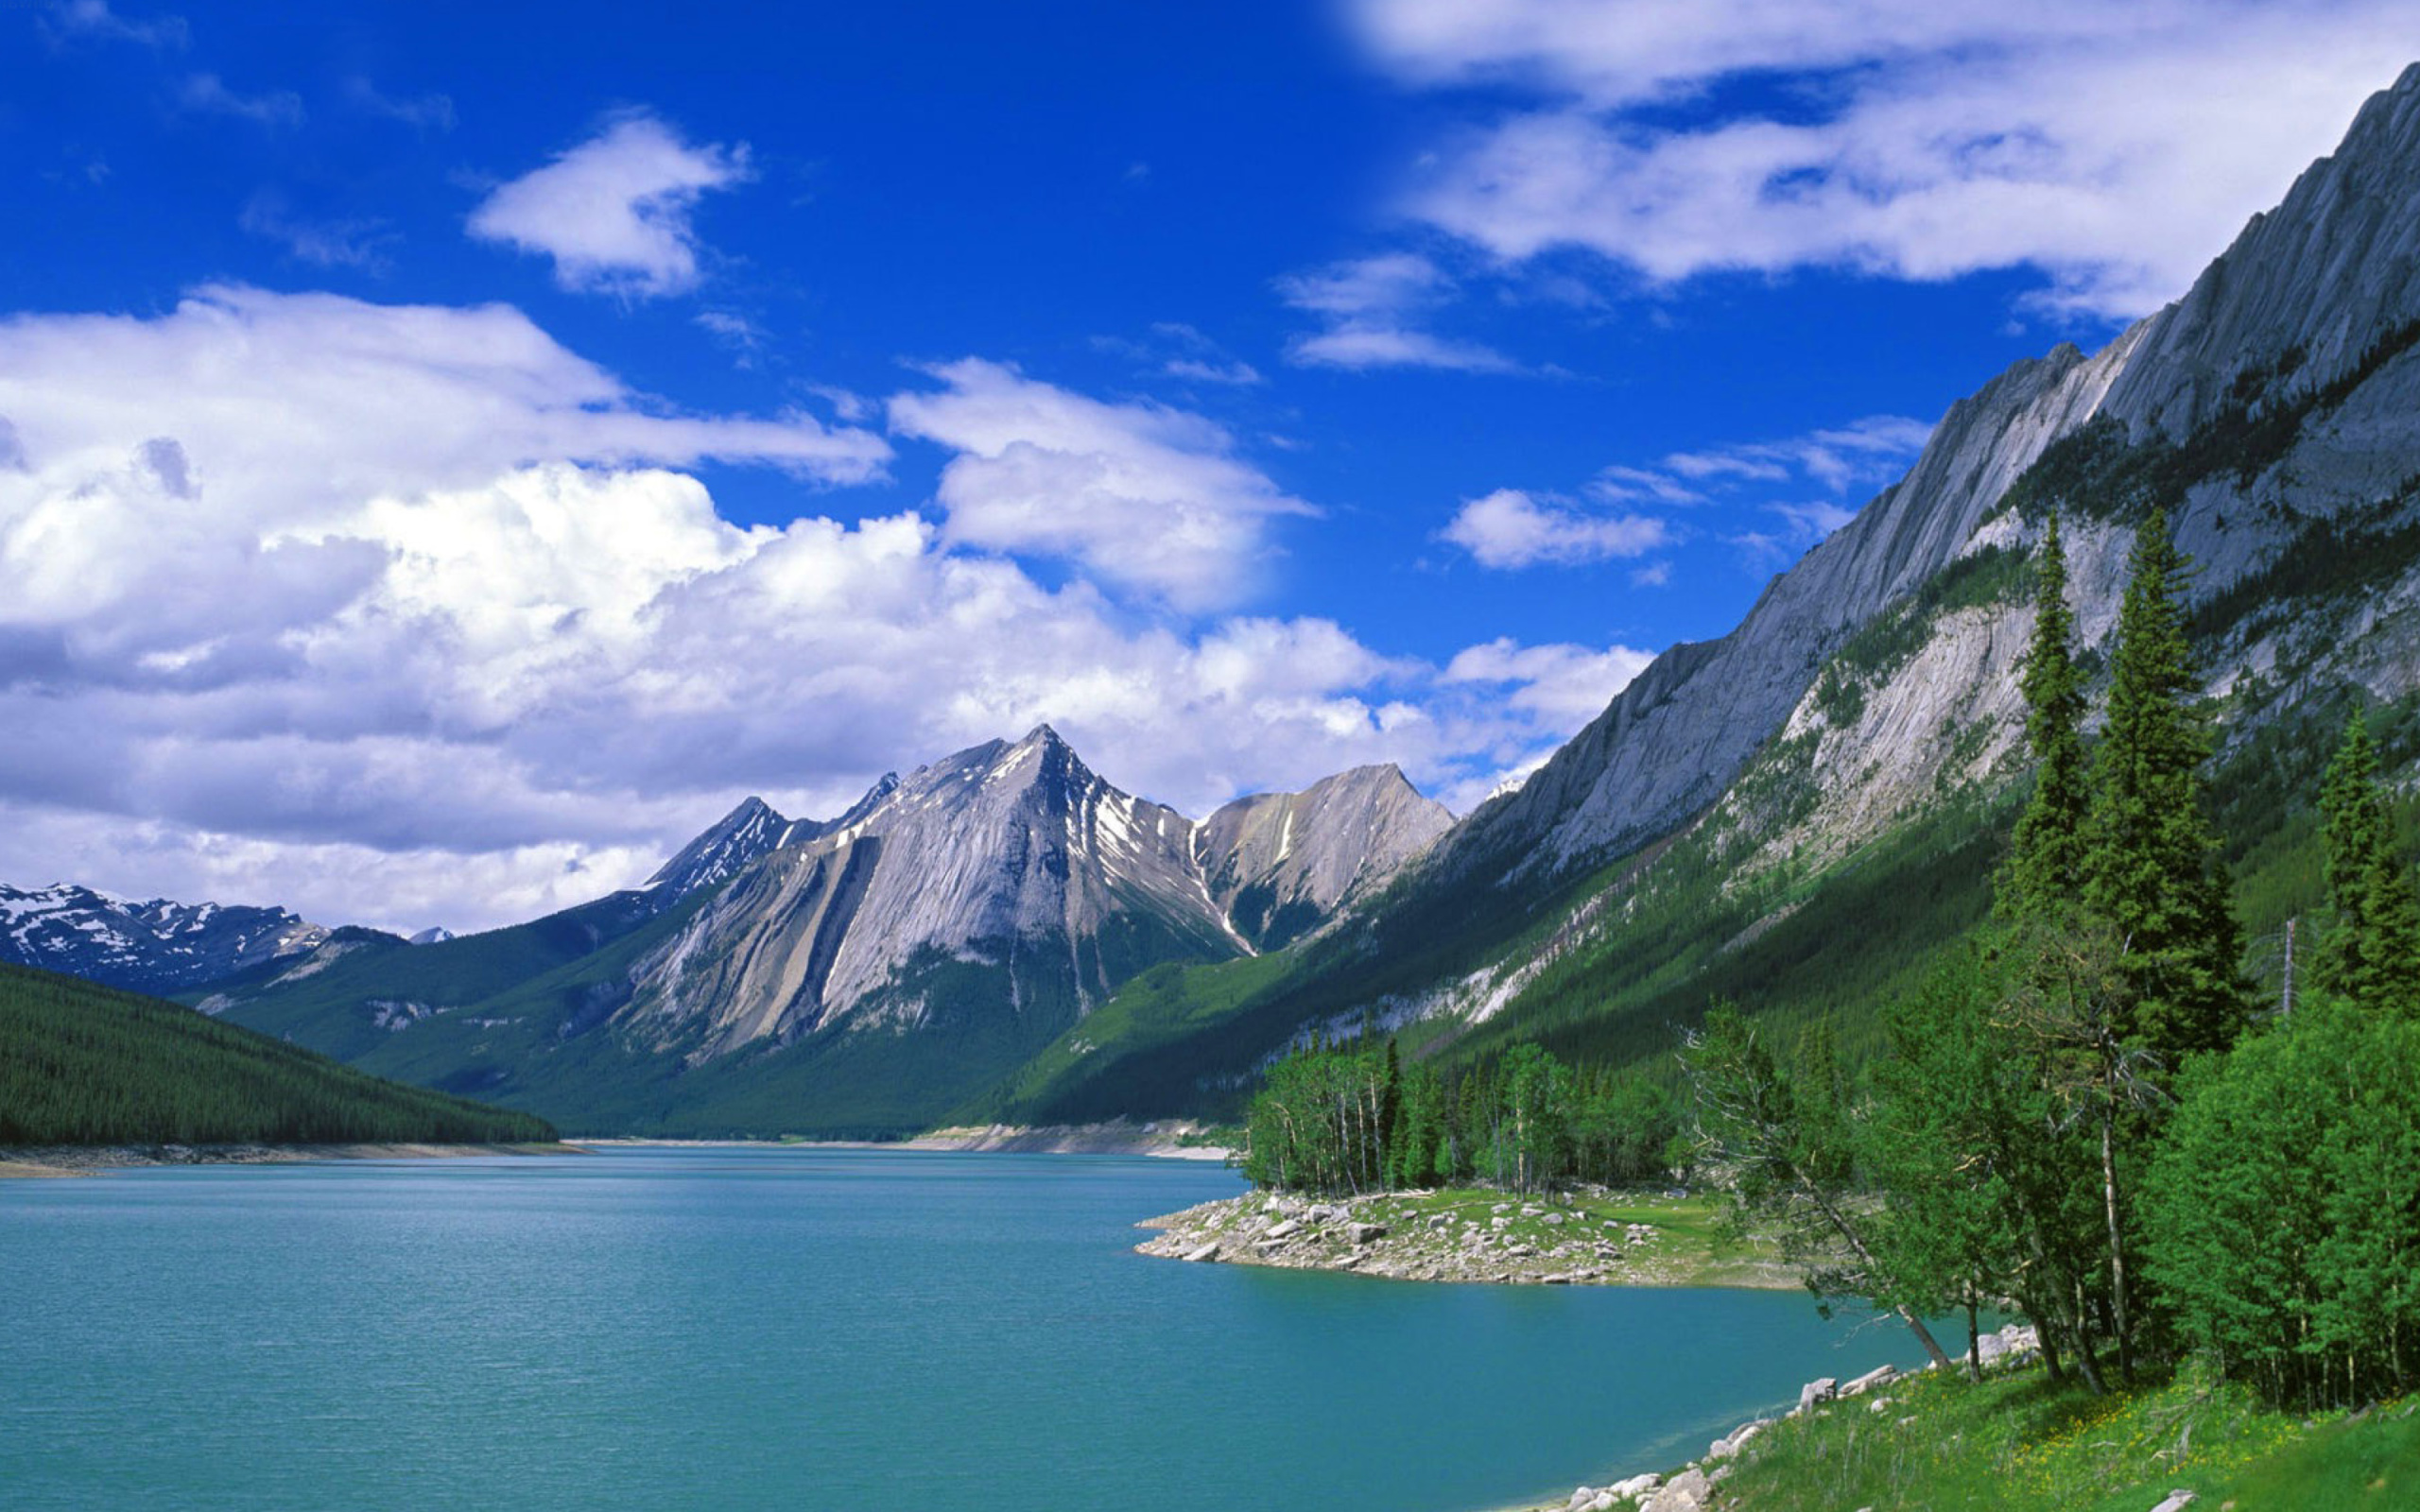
[0, 962, 556, 1146]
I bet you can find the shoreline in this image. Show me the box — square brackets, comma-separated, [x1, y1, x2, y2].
[0, 1141, 585, 1178]
[585, 1120, 1234, 1161]
[1491, 1324, 2043, 1512]
[1135, 1187, 1798, 1289]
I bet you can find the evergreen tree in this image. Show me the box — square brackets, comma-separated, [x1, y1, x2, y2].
[2000, 512, 2091, 921]
[2081, 507, 2249, 1061]
[1683, 1005, 1956, 1370]
[2317, 712, 2420, 1014]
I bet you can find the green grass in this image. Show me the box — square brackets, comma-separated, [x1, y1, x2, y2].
[1376, 1187, 1779, 1287]
[1714, 1359, 2418, 1512]
[0, 961, 555, 1146]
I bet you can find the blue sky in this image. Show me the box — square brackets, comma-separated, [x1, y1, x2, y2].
[2, 0, 2412, 930]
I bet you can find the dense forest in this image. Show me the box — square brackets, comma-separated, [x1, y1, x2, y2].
[0, 962, 557, 1146]
[1245, 508, 2420, 1412]
[1238, 1034, 1679, 1196]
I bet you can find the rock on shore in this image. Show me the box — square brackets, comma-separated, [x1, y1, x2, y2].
[1136, 1187, 1791, 1288]
[1543, 1322, 2044, 1511]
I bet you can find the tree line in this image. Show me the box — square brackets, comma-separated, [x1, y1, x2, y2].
[1240, 505, 2419, 1412]
[1683, 508, 2420, 1407]
[0, 962, 557, 1146]
[1240, 1034, 1680, 1196]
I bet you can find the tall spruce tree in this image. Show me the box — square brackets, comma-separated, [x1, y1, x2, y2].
[2001, 512, 2090, 921]
[2318, 711, 2420, 1014]
[2081, 507, 2249, 1060]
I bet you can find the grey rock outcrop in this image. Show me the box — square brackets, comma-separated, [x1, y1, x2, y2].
[1423, 63, 2420, 896]
[1198, 765, 1452, 949]
[617, 729, 1453, 1058]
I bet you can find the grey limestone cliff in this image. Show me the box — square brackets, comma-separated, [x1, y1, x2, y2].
[616, 730, 1452, 1057]
[1439, 61, 2420, 889]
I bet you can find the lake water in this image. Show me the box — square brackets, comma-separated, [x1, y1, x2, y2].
[0, 1147, 1946, 1511]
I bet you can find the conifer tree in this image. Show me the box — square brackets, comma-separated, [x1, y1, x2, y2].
[2318, 711, 2420, 1014]
[2001, 512, 2090, 920]
[2081, 507, 2249, 1060]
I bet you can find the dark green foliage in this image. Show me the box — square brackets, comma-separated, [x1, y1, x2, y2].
[2142, 994, 2420, 1409]
[1681, 1004, 1957, 1367]
[2083, 508, 2251, 1061]
[2316, 712, 2420, 1014]
[1864, 947, 2108, 1383]
[1999, 514, 2089, 921]
[1241, 1036, 1671, 1196]
[0, 962, 554, 1145]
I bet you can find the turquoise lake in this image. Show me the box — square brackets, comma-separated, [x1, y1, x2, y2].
[0, 1147, 1946, 1511]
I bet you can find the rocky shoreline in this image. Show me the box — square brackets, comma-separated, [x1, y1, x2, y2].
[891, 1120, 1231, 1160]
[1534, 1323, 2045, 1512]
[0, 1141, 584, 1177]
[587, 1120, 1233, 1160]
[1136, 1187, 1795, 1288]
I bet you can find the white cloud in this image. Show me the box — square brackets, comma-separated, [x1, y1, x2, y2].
[1096, 322, 1266, 386]
[1278, 252, 1518, 371]
[1443, 636, 1655, 724]
[239, 193, 395, 271]
[178, 72, 302, 129]
[0, 288, 1642, 930]
[346, 77, 455, 131]
[1442, 488, 1667, 569]
[1165, 356, 1264, 386]
[887, 358, 1316, 610]
[1660, 416, 1933, 492]
[1350, 0, 2417, 317]
[469, 112, 750, 299]
[45, 0, 187, 49]
[1449, 412, 1930, 573]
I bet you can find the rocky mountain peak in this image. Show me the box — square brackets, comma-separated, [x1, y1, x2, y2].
[2102, 60, 2420, 439]
[645, 793, 791, 898]
[0, 881, 329, 994]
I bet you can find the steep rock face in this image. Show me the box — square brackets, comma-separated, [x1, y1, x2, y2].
[1443, 329, 2144, 881]
[1200, 765, 1453, 949]
[1437, 64, 2420, 892]
[644, 797, 789, 898]
[0, 884, 331, 995]
[2102, 62, 2420, 440]
[617, 733, 1455, 1058]
[624, 729, 1223, 1056]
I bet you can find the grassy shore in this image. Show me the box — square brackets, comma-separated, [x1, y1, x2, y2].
[1139, 1184, 1794, 1287]
[1698, 1361, 2414, 1511]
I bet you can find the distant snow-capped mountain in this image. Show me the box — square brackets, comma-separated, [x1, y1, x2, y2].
[0, 884, 333, 994]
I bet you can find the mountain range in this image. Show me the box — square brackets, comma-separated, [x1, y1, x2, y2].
[14, 63, 2420, 1137]
[4, 731, 1449, 1132]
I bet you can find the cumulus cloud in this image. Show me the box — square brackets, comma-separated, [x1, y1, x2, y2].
[469, 112, 750, 298]
[887, 357, 1316, 610]
[1443, 637, 1655, 724]
[1278, 252, 1518, 371]
[0, 288, 1639, 930]
[1349, 0, 2415, 317]
[1442, 488, 1667, 569]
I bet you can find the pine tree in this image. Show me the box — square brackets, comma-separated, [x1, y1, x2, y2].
[2319, 712, 2420, 1014]
[2081, 507, 2249, 1060]
[2001, 512, 2091, 921]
